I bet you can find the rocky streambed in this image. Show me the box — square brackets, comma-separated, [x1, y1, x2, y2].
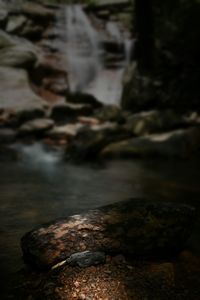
[0, 1, 200, 161]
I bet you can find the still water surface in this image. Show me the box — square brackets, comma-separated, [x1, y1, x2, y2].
[0, 143, 200, 297]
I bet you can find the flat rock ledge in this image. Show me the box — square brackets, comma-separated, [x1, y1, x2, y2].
[21, 198, 196, 270]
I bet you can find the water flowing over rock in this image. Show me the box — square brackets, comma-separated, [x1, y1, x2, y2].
[21, 198, 196, 270]
[64, 5, 102, 92]
[54, 3, 132, 105]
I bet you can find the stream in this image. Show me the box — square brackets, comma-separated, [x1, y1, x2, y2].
[1, 144, 200, 298]
[0, 2, 200, 299]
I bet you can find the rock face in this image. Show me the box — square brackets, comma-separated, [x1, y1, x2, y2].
[0, 30, 39, 68]
[101, 127, 200, 158]
[0, 67, 47, 125]
[121, 63, 159, 112]
[21, 198, 196, 270]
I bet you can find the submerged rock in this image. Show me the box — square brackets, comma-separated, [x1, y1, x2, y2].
[21, 198, 196, 269]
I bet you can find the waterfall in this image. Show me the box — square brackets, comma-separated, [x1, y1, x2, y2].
[64, 5, 102, 92]
[55, 4, 133, 106]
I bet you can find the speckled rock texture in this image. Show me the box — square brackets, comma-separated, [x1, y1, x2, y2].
[21, 198, 196, 270]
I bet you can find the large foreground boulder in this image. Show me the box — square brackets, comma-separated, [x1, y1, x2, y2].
[0, 67, 47, 125]
[21, 198, 196, 270]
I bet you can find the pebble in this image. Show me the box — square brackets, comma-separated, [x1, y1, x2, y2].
[66, 251, 106, 268]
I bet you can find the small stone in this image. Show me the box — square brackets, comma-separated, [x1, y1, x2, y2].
[66, 251, 106, 268]
[74, 281, 80, 288]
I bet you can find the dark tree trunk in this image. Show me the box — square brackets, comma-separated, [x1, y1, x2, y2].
[134, 0, 155, 71]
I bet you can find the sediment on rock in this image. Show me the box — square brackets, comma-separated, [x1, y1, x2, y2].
[21, 198, 196, 270]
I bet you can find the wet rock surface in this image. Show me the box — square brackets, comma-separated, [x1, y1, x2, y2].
[66, 251, 106, 268]
[101, 127, 200, 159]
[21, 198, 196, 270]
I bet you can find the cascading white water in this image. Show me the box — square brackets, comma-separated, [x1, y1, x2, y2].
[64, 5, 102, 92]
[56, 4, 134, 105]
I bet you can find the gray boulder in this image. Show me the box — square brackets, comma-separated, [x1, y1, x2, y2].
[0, 67, 47, 125]
[21, 2, 56, 21]
[0, 7, 8, 28]
[0, 30, 39, 68]
[125, 110, 184, 136]
[6, 15, 27, 34]
[101, 127, 200, 158]
[18, 118, 54, 136]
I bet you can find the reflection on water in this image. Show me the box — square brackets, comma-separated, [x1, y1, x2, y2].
[0, 143, 200, 298]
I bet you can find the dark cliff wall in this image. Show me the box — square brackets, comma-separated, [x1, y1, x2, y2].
[122, 0, 200, 112]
